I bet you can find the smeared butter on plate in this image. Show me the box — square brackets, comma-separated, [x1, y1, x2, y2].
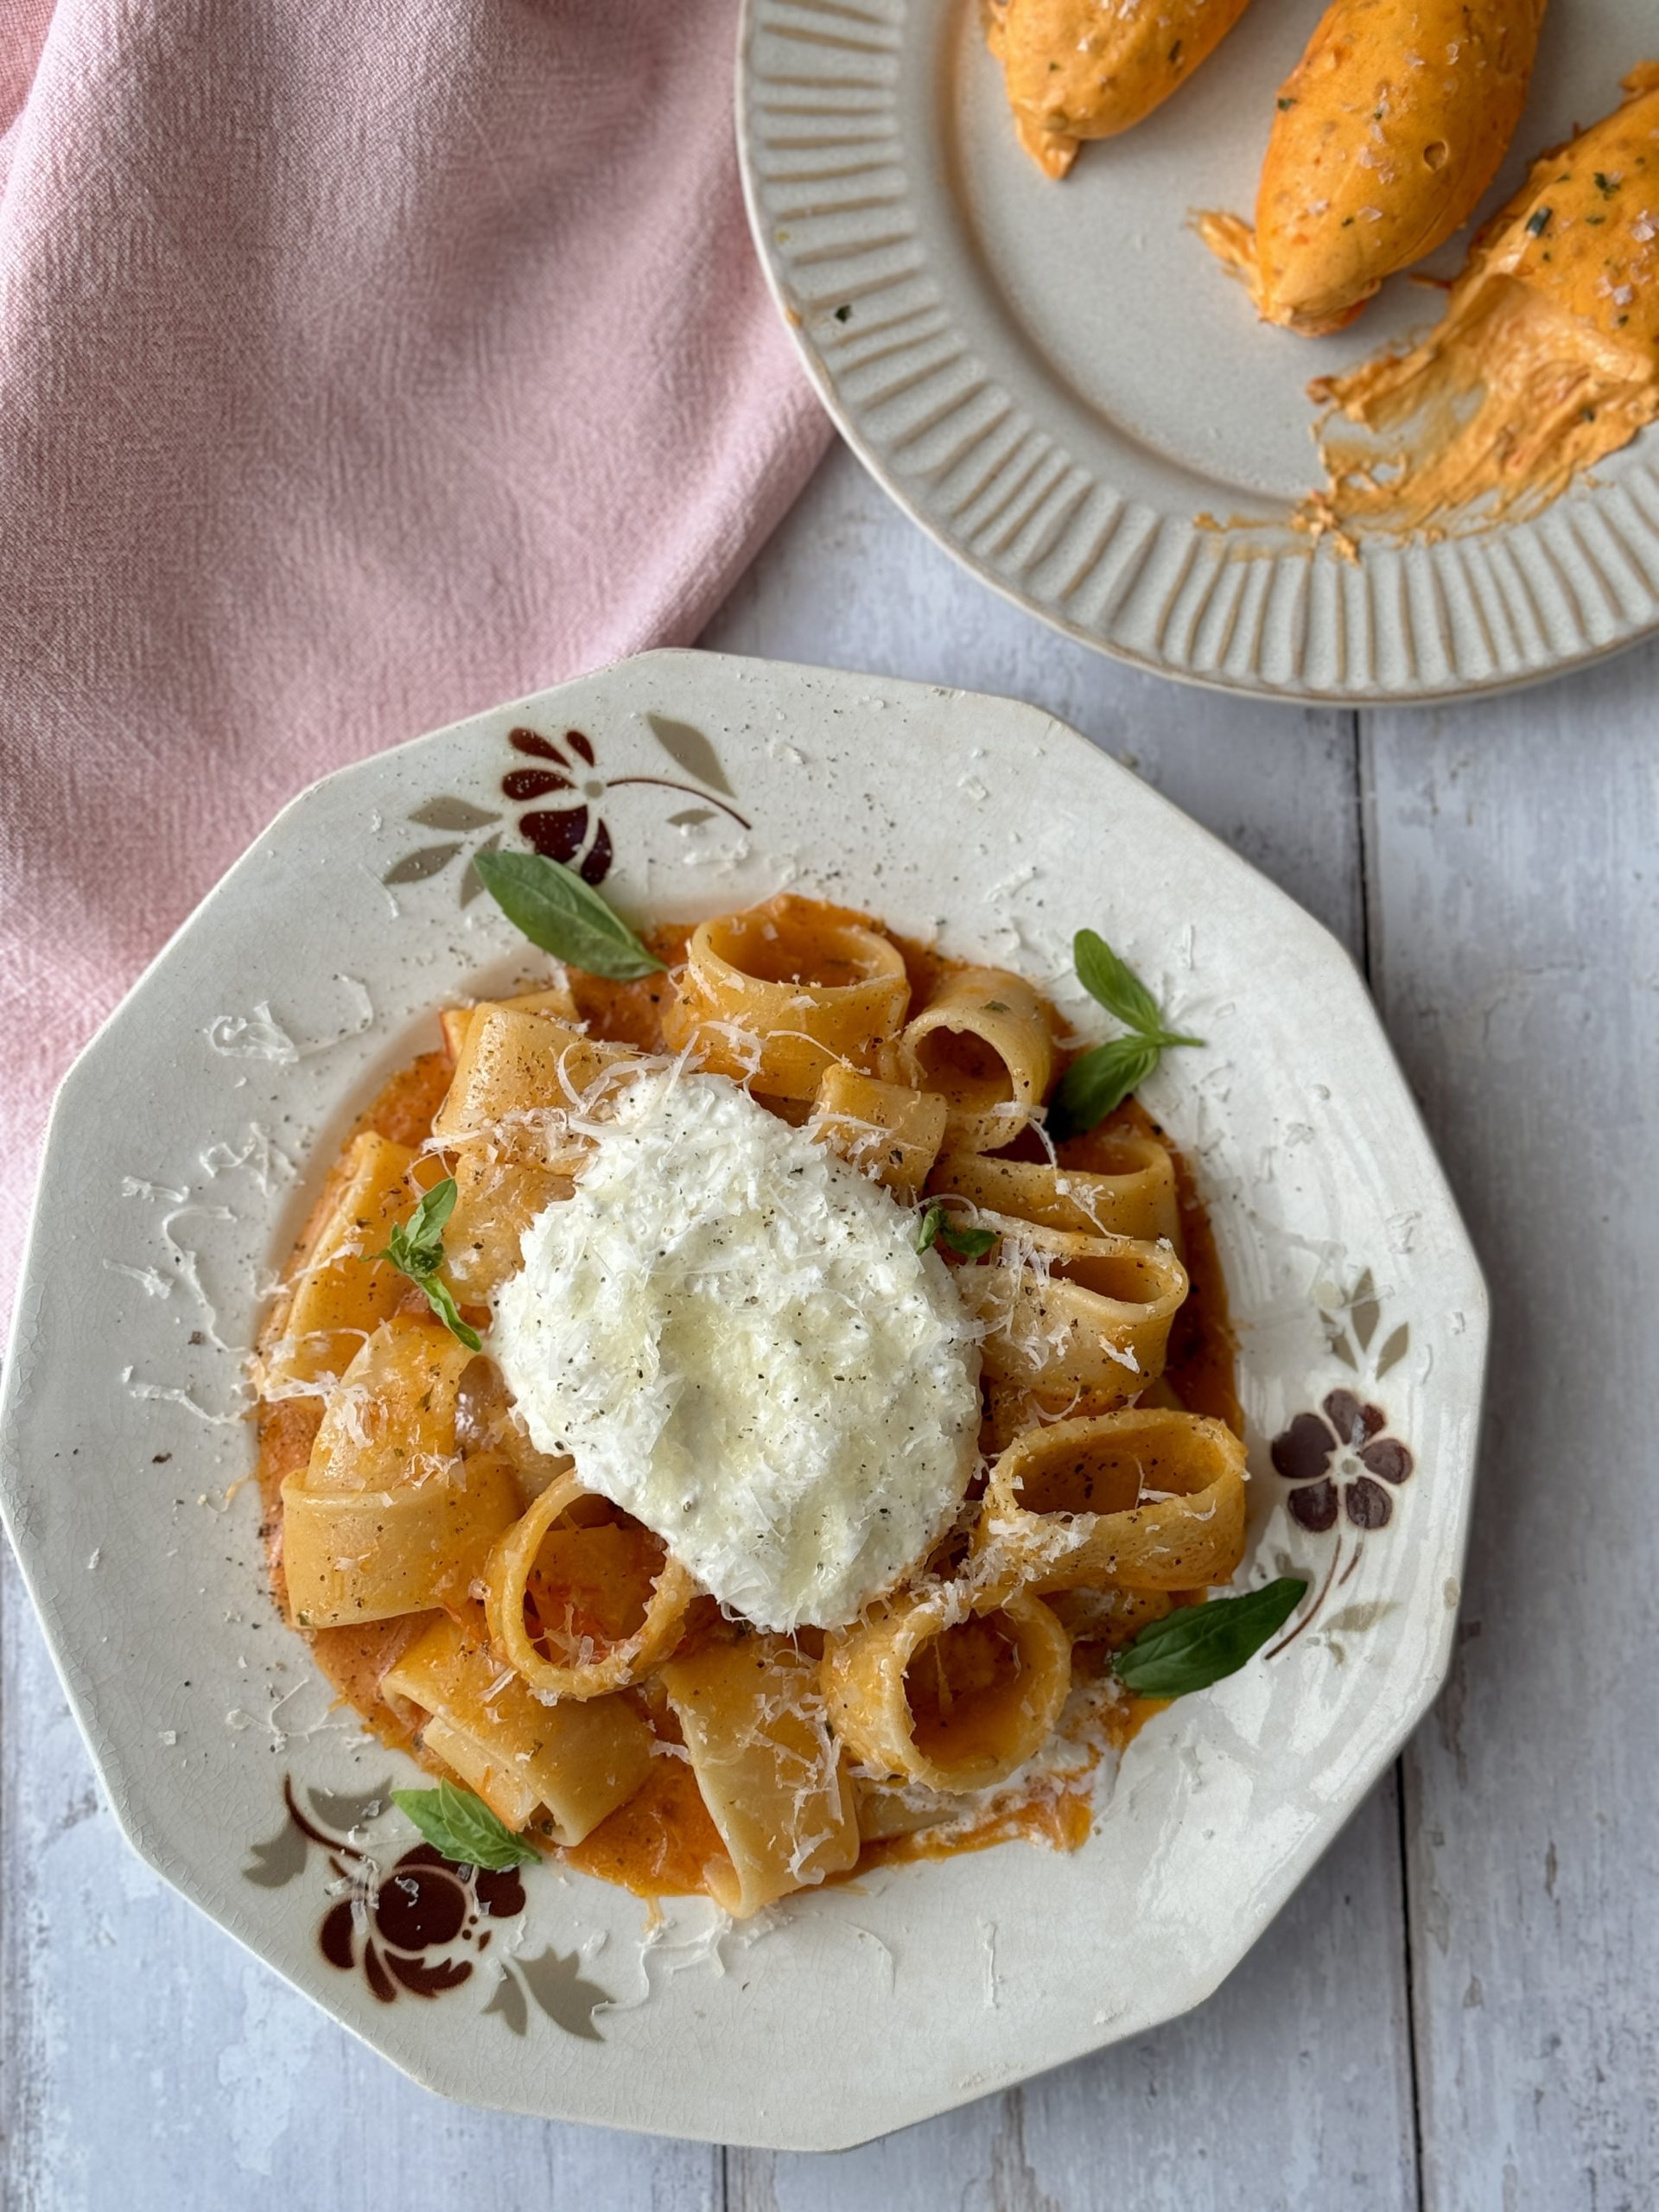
[1303, 64, 1659, 544]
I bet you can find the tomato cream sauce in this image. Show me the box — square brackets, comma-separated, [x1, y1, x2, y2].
[257, 928, 1237, 1903]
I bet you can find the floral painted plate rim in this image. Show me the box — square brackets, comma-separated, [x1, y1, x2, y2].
[0, 649, 1488, 2147]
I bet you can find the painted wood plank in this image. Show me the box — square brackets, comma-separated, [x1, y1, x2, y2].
[704, 447, 1367, 951]
[0, 1553, 721, 2211]
[1364, 645, 1659, 2212]
[708, 443, 1417, 2209]
[732, 1787, 1414, 2212]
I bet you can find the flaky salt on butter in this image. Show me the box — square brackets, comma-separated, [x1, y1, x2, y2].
[1200, 0, 1548, 337]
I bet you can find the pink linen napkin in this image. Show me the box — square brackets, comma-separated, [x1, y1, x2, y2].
[0, 0, 830, 1325]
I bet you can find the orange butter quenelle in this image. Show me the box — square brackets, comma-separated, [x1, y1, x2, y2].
[987, 0, 1259, 180]
[1201, 0, 1547, 335]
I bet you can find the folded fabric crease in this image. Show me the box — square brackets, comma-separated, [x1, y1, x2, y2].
[0, 0, 830, 1320]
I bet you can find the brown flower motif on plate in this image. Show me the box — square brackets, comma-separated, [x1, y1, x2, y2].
[319, 1840, 524, 2003]
[244, 1777, 612, 2037]
[1271, 1388, 1415, 1533]
[382, 715, 751, 904]
[500, 726, 616, 882]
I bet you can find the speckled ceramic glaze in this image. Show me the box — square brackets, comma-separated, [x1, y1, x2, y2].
[0, 651, 1486, 2147]
[738, 0, 1659, 702]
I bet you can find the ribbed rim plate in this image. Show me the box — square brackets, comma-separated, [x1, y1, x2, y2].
[737, 0, 1659, 702]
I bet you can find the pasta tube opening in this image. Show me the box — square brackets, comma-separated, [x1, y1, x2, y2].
[664, 893, 911, 1101]
[961, 1217, 1188, 1400]
[703, 904, 896, 990]
[823, 1587, 1071, 1793]
[976, 1408, 1249, 1595]
[897, 969, 1054, 1153]
[931, 1137, 1179, 1247]
[485, 1471, 695, 1700]
[905, 1613, 1036, 1773]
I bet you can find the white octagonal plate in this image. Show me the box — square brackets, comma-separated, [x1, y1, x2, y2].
[738, 0, 1659, 701]
[0, 650, 1485, 2148]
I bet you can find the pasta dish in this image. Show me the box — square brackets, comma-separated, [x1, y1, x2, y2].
[255, 879, 1289, 1917]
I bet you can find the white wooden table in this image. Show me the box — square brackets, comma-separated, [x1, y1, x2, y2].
[4, 441, 1656, 2210]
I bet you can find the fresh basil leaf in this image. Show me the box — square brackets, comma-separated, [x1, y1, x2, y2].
[1051, 930, 1205, 1141]
[404, 1175, 457, 1247]
[1046, 1035, 1162, 1144]
[418, 1272, 482, 1353]
[392, 1779, 539, 1870]
[473, 849, 664, 981]
[938, 1217, 999, 1259]
[1072, 931, 1203, 1050]
[1073, 929, 1166, 1037]
[915, 1201, 998, 1259]
[386, 1176, 456, 1276]
[372, 1178, 480, 1350]
[1112, 1577, 1307, 1698]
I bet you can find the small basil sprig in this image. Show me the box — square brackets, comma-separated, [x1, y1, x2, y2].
[915, 1200, 999, 1259]
[1047, 929, 1204, 1142]
[391, 1779, 539, 1871]
[473, 849, 664, 981]
[374, 1179, 481, 1351]
[1112, 1576, 1306, 1697]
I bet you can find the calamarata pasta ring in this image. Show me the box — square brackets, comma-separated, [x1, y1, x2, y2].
[957, 1214, 1190, 1401]
[974, 1408, 1249, 1599]
[664, 892, 911, 1100]
[928, 1139, 1180, 1248]
[895, 967, 1055, 1153]
[822, 1584, 1073, 1793]
[484, 1470, 696, 1700]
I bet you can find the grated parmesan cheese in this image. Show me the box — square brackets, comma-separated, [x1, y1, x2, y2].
[492, 1070, 980, 1631]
